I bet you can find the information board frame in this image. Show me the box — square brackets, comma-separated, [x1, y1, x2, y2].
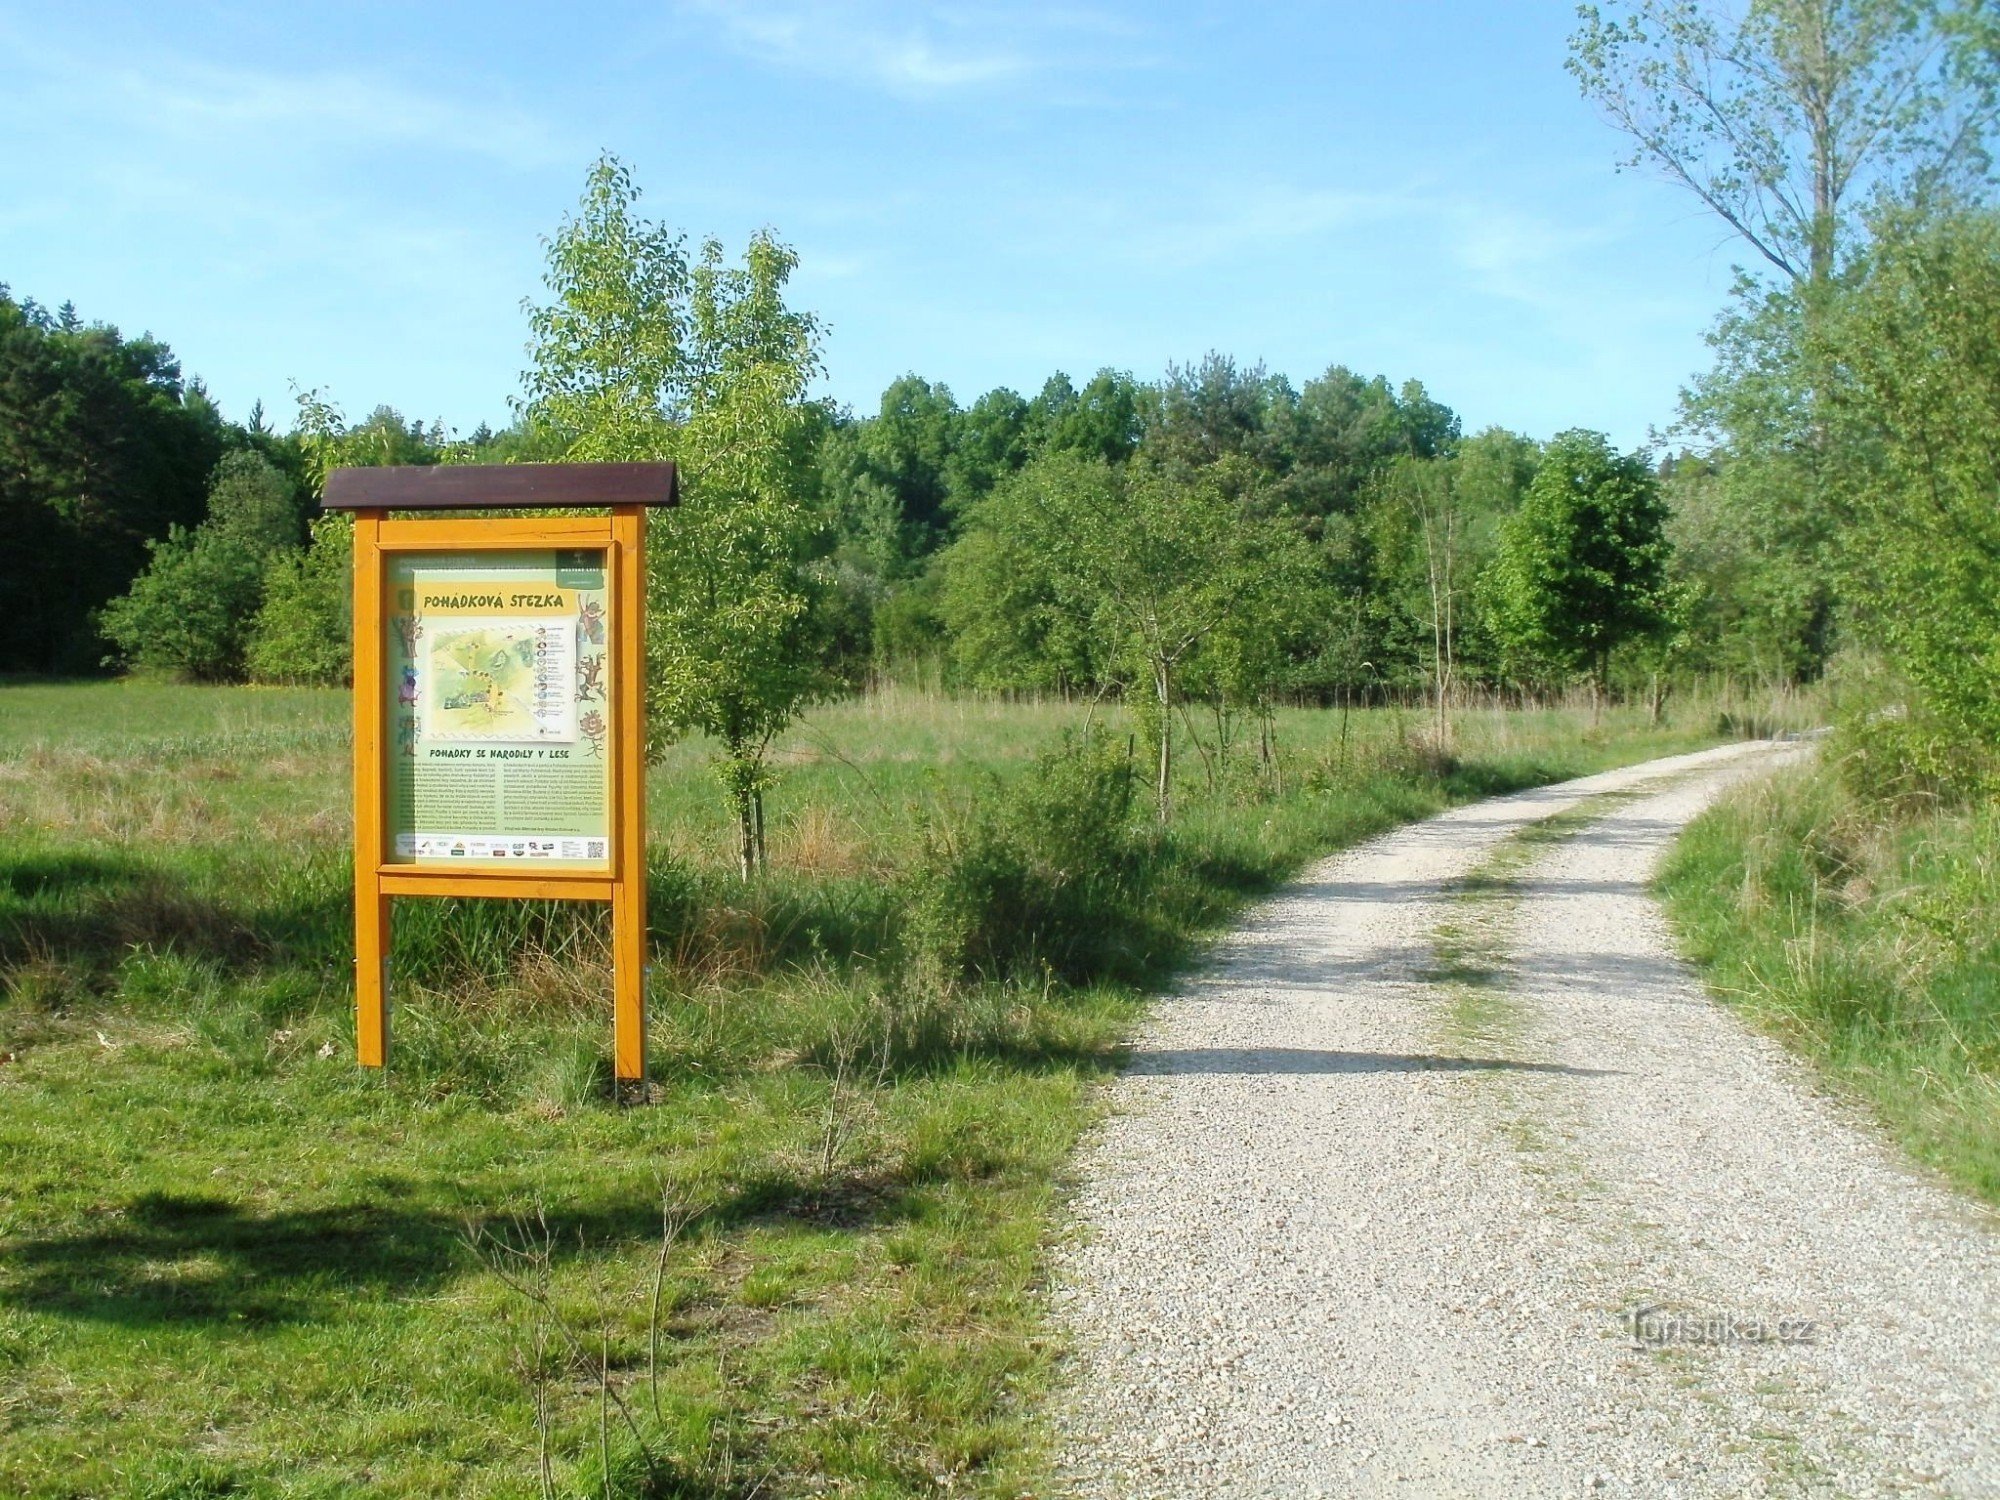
[326, 464, 677, 1084]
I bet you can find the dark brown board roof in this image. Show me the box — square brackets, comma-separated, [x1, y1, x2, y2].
[321, 462, 678, 511]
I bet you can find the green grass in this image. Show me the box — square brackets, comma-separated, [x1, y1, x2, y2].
[1660, 758, 2000, 1205]
[0, 680, 1752, 1498]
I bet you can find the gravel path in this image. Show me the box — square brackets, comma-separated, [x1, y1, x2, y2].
[1052, 743, 1999, 1499]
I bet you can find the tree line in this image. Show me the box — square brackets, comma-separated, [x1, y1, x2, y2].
[9, 221, 1685, 850]
[0, 291, 258, 675]
[7, 285, 1682, 712]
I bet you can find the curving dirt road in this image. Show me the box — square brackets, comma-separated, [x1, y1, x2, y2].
[1053, 743, 1999, 1499]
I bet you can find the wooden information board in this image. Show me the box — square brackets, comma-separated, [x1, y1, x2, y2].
[325, 463, 677, 1083]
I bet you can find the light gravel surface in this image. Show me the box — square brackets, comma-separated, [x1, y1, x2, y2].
[1051, 743, 1998, 1499]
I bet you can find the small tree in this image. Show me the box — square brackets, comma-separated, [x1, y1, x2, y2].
[1368, 455, 1469, 749]
[1188, 512, 1331, 790]
[944, 452, 1312, 819]
[522, 155, 831, 876]
[100, 451, 301, 681]
[1480, 430, 1673, 717]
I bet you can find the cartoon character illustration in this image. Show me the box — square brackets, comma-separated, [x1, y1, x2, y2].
[579, 709, 607, 758]
[393, 612, 422, 656]
[577, 598, 606, 646]
[396, 714, 417, 755]
[398, 665, 419, 707]
[577, 652, 605, 703]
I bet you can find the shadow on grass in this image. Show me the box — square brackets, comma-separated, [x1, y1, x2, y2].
[0, 844, 900, 994]
[0, 1172, 929, 1329]
[0, 851, 271, 974]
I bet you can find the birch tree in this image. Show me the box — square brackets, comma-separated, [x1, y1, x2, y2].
[522, 154, 831, 877]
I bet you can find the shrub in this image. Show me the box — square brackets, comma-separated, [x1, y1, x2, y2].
[99, 452, 302, 682]
[908, 727, 1144, 983]
[99, 526, 267, 681]
[246, 516, 351, 685]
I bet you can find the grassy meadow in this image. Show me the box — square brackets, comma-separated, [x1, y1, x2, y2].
[0, 679, 1780, 1499]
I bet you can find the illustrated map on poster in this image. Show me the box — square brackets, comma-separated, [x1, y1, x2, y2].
[425, 618, 577, 743]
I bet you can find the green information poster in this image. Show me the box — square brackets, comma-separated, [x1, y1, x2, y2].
[384, 549, 612, 868]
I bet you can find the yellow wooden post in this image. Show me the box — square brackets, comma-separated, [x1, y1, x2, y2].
[611, 505, 648, 1083]
[351, 509, 390, 1068]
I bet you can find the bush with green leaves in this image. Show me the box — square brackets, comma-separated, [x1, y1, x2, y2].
[908, 727, 1145, 984]
[99, 451, 302, 681]
[241, 393, 451, 688]
[245, 514, 353, 686]
[1822, 209, 2000, 792]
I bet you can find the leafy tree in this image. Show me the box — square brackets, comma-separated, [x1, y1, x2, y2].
[203, 447, 306, 552]
[1269, 366, 1458, 527]
[943, 451, 1314, 819]
[1183, 511, 1333, 786]
[939, 479, 1106, 696]
[100, 452, 299, 681]
[1820, 207, 2000, 782]
[1674, 278, 1851, 678]
[946, 385, 1032, 506]
[521, 153, 830, 877]
[1026, 369, 1145, 465]
[1480, 429, 1674, 715]
[1444, 427, 1540, 676]
[863, 374, 960, 543]
[1571, 2, 2000, 679]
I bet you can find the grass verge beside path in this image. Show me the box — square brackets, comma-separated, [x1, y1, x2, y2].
[1660, 760, 2000, 1206]
[0, 682, 1775, 1498]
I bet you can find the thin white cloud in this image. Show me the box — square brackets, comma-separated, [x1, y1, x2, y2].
[1446, 204, 1625, 311]
[1115, 184, 1425, 270]
[1097, 177, 1645, 315]
[125, 62, 564, 170]
[0, 23, 566, 171]
[678, 0, 1147, 97]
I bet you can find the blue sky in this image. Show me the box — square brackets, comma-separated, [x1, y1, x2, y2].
[0, 2, 1751, 450]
